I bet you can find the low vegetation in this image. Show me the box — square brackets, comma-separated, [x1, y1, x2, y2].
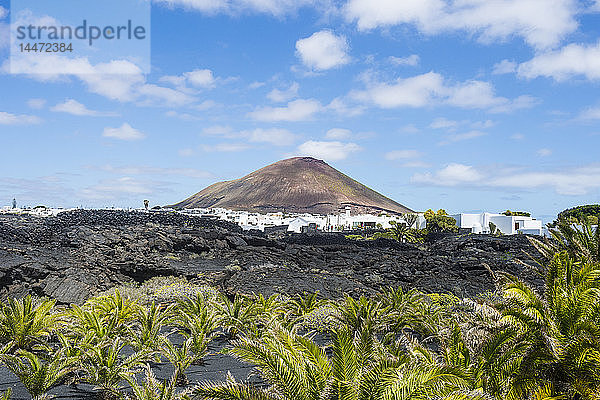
[0, 222, 599, 400]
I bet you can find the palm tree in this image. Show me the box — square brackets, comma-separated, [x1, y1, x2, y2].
[160, 336, 199, 386]
[176, 294, 214, 320]
[80, 337, 154, 400]
[173, 298, 218, 360]
[0, 350, 76, 400]
[253, 293, 286, 322]
[125, 365, 192, 400]
[87, 290, 139, 326]
[173, 313, 215, 362]
[68, 305, 125, 343]
[130, 302, 174, 352]
[494, 251, 600, 399]
[388, 221, 415, 243]
[334, 294, 390, 336]
[215, 294, 259, 338]
[379, 287, 430, 334]
[530, 217, 600, 263]
[288, 291, 326, 317]
[0, 296, 58, 352]
[284, 291, 328, 329]
[192, 325, 484, 400]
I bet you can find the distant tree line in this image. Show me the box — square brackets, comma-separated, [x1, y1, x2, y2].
[553, 204, 600, 226]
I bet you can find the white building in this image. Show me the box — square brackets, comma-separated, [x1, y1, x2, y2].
[452, 213, 543, 235]
[179, 206, 425, 233]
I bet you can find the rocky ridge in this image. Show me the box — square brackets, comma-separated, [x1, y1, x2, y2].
[0, 210, 543, 304]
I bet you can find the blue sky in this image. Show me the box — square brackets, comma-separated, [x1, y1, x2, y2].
[0, 0, 599, 222]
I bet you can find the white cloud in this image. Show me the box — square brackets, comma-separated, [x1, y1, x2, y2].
[447, 80, 514, 110]
[247, 128, 296, 146]
[488, 166, 600, 196]
[389, 54, 420, 66]
[6, 55, 197, 107]
[579, 106, 600, 120]
[0, 22, 8, 50]
[186, 69, 216, 88]
[471, 120, 495, 129]
[295, 30, 350, 71]
[412, 163, 600, 196]
[326, 97, 365, 117]
[537, 148, 553, 156]
[203, 125, 236, 136]
[297, 140, 361, 161]
[492, 59, 517, 74]
[412, 163, 484, 186]
[344, 0, 578, 49]
[267, 82, 299, 102]
[385, 150, 422, 160]
[0, 111, 41, 125]
[511, 133, 525, 140]
[518, 41, 600, 81]
[430, 117, 459, 130]
[154, 69, 217, 94]
[249, 81, 266, 89]
[490, 95, 539, 113]
[27, 99, 46, 109]
[0, 7, 7, 49]
[195, 100, 218, 111]
[438, 130, 487, 145]
[154, 0, 323, 16]
[102, 123, 146, 141]
[325, 128, 352, 140]
[248, 98, 321, 121]
[202, 126, 296, 146]
[352, 72, 445, 108]
[352, 72, 535, 112]
[136, 84, 196, 107]
[51, 99, 117, 117]
[165, 110, 199, 120]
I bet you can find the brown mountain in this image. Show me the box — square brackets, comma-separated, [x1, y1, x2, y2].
[171, 157, 413, 215]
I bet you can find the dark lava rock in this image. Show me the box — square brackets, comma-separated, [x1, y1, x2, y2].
[0, 210, 544, 304]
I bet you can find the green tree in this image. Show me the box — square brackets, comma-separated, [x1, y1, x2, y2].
[80, 338, 153, 400]
[0, 296, 58, 352]
[424, 209, 459, 233]
[530, 217, 599, 263]
[0, 350, 76, 400]
[129, 302, 174, 352]
[388, 221, 417, 243]
[159, 336, 200, 386]
[494, 252, 600, 399]
[192, 326, 482, 400]
[125, 365, 192, 400]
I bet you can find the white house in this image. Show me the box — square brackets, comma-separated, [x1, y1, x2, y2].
[452, 213, 543, 235]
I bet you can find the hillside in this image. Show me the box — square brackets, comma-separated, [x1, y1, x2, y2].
[171, 157, 413, 215]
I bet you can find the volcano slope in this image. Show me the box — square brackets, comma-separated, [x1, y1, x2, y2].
[171, 157, 413, 215]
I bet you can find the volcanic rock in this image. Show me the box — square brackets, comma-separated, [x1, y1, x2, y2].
[0, 210, 545, 304]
